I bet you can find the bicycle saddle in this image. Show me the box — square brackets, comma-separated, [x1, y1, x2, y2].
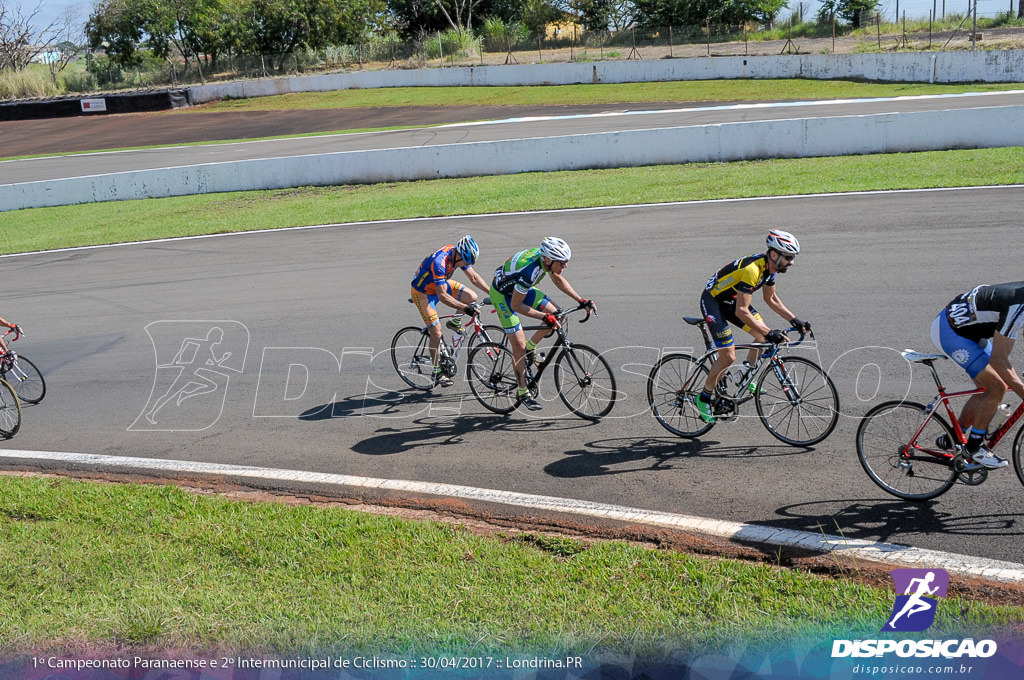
[683, 316, 705, 326]
[901, 349, 948, 364]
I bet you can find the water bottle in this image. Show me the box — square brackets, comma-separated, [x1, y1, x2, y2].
[988, 403, 1013, 435]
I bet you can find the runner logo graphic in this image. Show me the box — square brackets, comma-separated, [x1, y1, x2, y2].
[882, 568, 949, 633]
[130, 321, 249, 431]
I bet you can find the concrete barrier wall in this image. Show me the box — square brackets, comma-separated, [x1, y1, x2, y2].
[5, 105, 1023, 212]
[189, 51, 1024, 104]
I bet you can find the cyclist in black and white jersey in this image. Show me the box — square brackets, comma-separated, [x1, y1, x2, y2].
[931, 281, 1024, 468]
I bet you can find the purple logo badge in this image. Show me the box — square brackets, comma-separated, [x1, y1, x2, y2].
[882, 568, 949, 633]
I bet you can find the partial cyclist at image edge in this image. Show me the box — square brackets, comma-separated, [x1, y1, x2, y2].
[490, 236, 596, 411]
[409, 235, 491, 388]
[930, 281, 1024, 469]
[695, 228, 811, 424]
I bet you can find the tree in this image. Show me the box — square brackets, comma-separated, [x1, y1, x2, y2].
[0, 0, 58, 70]
[817, 0, 878, 29]
[634, 0, 784, 27]
[46, 7, 86, 84]
[86, 0, 147, 69]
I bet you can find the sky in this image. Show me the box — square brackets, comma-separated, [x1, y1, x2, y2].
[12, 0, 1014, 35]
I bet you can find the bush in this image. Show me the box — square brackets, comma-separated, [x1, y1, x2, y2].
[481, 17, 529, 52]
[421, 29, 482, 60]
[0, 67, 60, 100]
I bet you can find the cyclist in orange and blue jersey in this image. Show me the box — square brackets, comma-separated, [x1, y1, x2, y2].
[490, 237, 595, 411]
[695, 229, 810, 423]
[410, 235, 490, 387]
[930, 281, 1024, 468]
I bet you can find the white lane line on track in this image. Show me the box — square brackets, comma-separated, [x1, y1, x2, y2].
[436, 90, 1024, 128]
[3, 184, 1023, 260]
[2, 448, 1022, 583]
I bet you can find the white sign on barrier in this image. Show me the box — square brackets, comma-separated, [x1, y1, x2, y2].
[80, 98, 107, 112]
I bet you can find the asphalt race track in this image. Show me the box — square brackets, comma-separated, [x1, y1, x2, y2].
[4, 90, 1024, 183]
[2, 185, 1024, 565]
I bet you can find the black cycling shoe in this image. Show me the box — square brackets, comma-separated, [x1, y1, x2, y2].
[520, 394, 543, 411]
[935, 434, 952, 450]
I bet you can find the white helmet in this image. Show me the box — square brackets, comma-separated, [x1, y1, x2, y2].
[766, 229, 800, 255]
[540, 236, 571, 262]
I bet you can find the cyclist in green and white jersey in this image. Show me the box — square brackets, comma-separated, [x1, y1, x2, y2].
[490, 237, 596, 411]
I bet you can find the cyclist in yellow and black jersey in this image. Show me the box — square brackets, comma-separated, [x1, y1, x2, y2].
[695, 229, 811, 423]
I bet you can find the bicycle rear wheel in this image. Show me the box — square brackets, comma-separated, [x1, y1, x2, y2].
[466, 342, 518, 414]
[856, 401, 958, 501]
[755, 356, 839, 446]
[390, 326, 435, 390]
[554, 343, 616, 420]
[647, 353, 714, 437]
[0, 379, 21, 438]
[3, 355, 44, 404]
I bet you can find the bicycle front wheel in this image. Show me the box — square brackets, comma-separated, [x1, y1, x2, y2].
[4, 355, 45, 404]
[1011, 426, 1024, 489]
[554, 343, 616, 420]
[647, 353, 714, 438]
[856, 401, 958, 501]
[466, 342, 518, 414]
[390, 326, 435, 390]
[0, 379, 21, 438]
[754, 356, 839, 446]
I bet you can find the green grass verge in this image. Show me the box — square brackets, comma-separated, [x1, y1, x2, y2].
[0, 476, 1018, 655]
[3, 147, 1022, 256]
[194, 80, 1024, 112]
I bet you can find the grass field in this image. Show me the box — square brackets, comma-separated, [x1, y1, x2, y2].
[4, 146, 1023, 255]
[192, 80, 1024, 112]
[0, 475, 1019, 655]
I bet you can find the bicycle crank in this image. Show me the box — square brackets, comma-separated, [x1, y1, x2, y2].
[953, 457, 989, 486]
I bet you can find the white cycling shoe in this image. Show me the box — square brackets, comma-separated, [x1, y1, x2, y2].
[971, 447, 1008, 469]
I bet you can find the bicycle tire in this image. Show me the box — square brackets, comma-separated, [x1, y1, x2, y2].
[3, 355, 45, 404]
[553, 343, 616, 420]
[754, 356, 839, 446]
[390, 326, 435, 390]
[0, 379, 21, 438]
[856, 401, 958, 501]
[466, 342, 518, 414]
[468, 324, 506, 349]
[647, 353, 715, 437]
[1012, 426, 1024, 489]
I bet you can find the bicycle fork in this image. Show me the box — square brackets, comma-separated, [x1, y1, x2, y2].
[769, 358, 803, 405]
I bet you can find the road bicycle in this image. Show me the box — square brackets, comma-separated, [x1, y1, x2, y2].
[465, 303, 617, 420]
[0, 327, 46, 404]
[647, 317, 839, 446]
[856, 349, 1024, 501]
[391, 298, 504, 390]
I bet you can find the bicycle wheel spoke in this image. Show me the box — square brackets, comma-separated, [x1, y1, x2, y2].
[0, 380, 21, 438]
[647, 353, 714, 437]
[4, 356, 45, 404]
[467, 342, 518, 414]
[755, 356, 839, 446]
[554, 343, 616, 420]
[390, 327, 436, 390]
[856, 401, 958, 501]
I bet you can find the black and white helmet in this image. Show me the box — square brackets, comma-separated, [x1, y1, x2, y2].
[766, 229, 800, 255]
[540, 236, 571, 262]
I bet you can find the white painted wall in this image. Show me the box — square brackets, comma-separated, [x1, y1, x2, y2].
[4, 105, 1022, 212]
[189, 51, 1024, 104]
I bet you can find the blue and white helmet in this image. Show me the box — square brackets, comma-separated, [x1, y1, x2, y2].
[455, 235, 479, 265]
[766, 229, 800, 255]
[540, 236, 571, 262]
